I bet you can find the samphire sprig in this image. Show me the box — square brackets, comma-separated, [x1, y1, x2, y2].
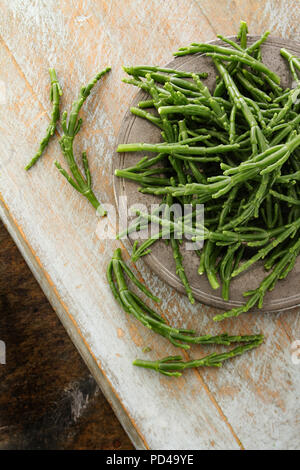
[133, 338, 263, 377]
[214, 236, 300, 321]
[107, 248, 263, 350]
[55, 67, 111, 216]
[115, 21, 300, 320]
[25, 69, 62, 170]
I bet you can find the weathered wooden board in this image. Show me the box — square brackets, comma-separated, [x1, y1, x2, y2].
[0, 0, 299, 450]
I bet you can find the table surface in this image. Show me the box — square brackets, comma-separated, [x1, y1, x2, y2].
[1, 0, 300, 450]
[0, 221, 133, 450]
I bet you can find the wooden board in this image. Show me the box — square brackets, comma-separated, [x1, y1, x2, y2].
[0, 221, 133, 450]
[0, 0, 300, 450]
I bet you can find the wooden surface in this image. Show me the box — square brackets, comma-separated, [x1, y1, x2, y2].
[0, 0, 300, 450]
[0, 221, 133, 450]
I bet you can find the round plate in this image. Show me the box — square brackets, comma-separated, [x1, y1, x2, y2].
[114, 36, 300, 312]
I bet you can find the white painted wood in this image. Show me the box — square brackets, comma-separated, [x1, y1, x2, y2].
[0, 0, 299, 449]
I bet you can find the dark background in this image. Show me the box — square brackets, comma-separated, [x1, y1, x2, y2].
[0, 220, 133, 450]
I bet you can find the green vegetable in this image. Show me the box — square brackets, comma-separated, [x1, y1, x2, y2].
[214, 237, 300, 321]
[107, 249, 263, 350]
[116, 22, 300, 322]
[133, 338, 263, 377]
[174, 42, 280, 84]
[55, 68, 111, 215]
[25, 69, 62, 170]
[117, 141, 240, 156]
[280, 48, 300, 83]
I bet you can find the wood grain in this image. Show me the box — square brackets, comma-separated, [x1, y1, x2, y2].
[0, 221, 133, 450]
[0, 0, 299, 449]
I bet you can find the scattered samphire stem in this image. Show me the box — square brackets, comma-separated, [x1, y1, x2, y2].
[25, 69, 62, 170]
[107, 248, 263, 350]
[133, 338, 263, 377]
[55, 67, 111, 215]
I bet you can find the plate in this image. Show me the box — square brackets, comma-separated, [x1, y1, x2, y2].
[114, 36, 300, 312]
